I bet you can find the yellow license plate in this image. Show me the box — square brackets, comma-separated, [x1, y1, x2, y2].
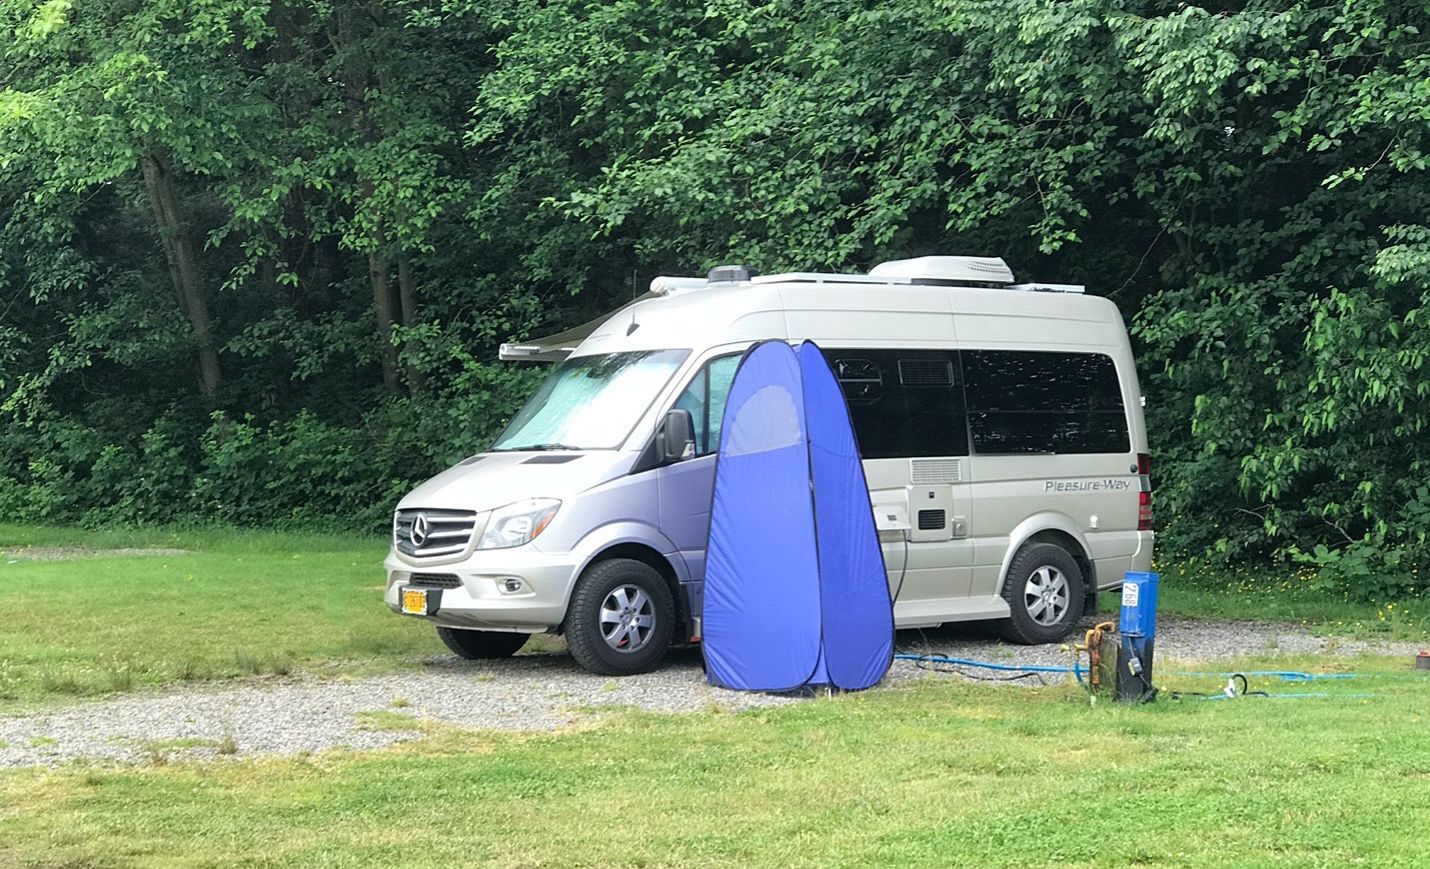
[401, 587, 429, 615]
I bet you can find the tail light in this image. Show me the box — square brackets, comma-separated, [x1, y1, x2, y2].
[1136, 453, 1153, 530]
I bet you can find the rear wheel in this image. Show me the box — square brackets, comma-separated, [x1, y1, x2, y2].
[436, 627, 529, 660]
[998, 542, 1086, 644]
[565, 558, 675, 676]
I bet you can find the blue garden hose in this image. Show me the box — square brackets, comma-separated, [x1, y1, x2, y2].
[1167, 671, 1377, 701]
[892, 655, 1394, 698]
[893, 653, 1085, 685]
[1181, 691, 1376, 701]
[1168, 670, 1359, 682]
[892, 651, 1418, 700]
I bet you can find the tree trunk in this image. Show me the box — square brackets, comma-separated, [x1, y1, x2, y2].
[396, 253, 425, 393]
[368, 248, 401, 393]
[340, 7, 402, 395]
[396, 253, 418, 326]
[311, 234, 342, 313]
[260, 255, 281, 304]
[140, 153, 222, 397]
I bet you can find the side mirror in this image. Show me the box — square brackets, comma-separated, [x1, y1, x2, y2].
[658, 409, 696, 464]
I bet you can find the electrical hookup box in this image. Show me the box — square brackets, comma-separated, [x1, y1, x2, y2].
[1116, 571, 1160, 703]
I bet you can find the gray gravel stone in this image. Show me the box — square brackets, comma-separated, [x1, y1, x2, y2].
[892, 613, 1422, 671]
[1, 546, 189, 562]
[0, 648, 785, 769]
[1, 617, 1414, 769]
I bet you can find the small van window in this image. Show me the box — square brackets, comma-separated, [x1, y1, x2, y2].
[673, 354, 741, 456]
[961, 350, 1129, 454]
[825, 350, 969, 459]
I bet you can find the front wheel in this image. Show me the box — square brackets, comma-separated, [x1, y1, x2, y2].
[565, 558, 675, 676]
[436, 627, 529, 660]
[998, 542, 1086, 644]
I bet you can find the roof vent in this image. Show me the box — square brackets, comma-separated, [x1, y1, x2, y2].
[868, 256, 1015, 286]
[706, 264, 754, 284]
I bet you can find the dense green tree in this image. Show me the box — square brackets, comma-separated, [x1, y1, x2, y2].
[1, 0, 1428, 595]
[475, 0, 1430, 593]
[0, 1, 548, 527]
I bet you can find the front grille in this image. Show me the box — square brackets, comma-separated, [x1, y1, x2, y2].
[917, 509, 947, 531]
[394, 508, 480, 558]
[409, 573, 461, 589]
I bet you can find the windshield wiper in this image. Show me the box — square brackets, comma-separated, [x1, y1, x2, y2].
[493, 443, 582, 452]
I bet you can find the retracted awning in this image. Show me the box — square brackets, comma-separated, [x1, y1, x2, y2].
[498, 292, 660, 362]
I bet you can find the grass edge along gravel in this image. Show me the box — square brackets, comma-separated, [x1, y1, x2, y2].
[5, 522, 1430, 709]
[0, 524, 439, 709]
[2, 666, 1429, 867]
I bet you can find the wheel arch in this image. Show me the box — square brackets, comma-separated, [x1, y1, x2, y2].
[995, 514, 1095, 598]
[569, 541, 689, 639]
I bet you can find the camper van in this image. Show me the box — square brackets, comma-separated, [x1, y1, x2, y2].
[385, 256, 1154, 676]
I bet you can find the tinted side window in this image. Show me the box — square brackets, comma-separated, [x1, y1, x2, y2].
[672, 354, 741, 456]
[961, 350, 1129, 454]
[824, 350, 969, 459]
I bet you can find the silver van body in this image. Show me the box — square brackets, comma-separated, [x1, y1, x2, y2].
[385, 256, 1154, 670]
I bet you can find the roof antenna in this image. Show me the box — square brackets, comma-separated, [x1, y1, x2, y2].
[626, 267, 641, 334]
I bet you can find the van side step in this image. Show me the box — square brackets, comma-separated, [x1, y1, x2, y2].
[894, 596, 1011, 629]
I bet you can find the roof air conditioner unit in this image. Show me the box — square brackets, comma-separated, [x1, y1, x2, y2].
[868, 256, 1015, 286]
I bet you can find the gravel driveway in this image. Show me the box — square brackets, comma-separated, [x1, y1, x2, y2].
[1, 616, 1414, 769]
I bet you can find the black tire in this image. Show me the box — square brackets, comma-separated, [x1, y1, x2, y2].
[565, 558, 676, 676]
[436, 626, 529, 660]
[998, 542, 1086, 645]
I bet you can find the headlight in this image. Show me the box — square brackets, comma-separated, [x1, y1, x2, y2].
[477, 499, 561, 550]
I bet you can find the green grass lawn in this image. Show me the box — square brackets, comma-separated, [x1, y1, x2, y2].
[0, 523, 444, 706]
[1130, 560, 1430, 641]
[3, 665, 1429, 867]
[5, 524, 1430, 865]
[4, 523, 1428, 708]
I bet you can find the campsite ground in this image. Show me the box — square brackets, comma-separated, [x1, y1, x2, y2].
[3, 525, 1429, 866]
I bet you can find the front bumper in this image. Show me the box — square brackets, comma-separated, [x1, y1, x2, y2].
[384, 546, 579, 631]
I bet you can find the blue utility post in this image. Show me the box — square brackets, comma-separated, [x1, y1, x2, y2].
[1116, 571, 1160, 703]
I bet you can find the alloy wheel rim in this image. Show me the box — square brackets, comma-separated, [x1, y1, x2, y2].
[600, 584, 655, 653]
[1023, 566, 1069, 626]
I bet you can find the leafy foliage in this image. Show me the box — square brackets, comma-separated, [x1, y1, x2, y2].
[1, 0, 1428, 596]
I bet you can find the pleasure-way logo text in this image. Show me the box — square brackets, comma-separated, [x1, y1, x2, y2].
[1044, 479, 1131, 493]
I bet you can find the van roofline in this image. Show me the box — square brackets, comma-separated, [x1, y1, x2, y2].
[502, 254, 1089, 362]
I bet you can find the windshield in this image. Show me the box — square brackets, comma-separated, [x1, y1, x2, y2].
[491, 349, 690, 451]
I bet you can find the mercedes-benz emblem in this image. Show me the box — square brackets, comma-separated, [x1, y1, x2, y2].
[410, 513, 430, 547]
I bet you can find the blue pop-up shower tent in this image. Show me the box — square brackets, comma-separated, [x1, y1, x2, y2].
[703, 340, 894, 692]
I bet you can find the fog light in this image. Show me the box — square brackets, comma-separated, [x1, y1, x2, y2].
[500, 578, 524, 594]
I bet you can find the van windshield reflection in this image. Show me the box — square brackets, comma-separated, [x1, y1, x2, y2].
[491, 349, 690, 451]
